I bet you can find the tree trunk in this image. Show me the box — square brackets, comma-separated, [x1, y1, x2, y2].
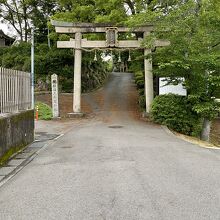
[201, 118, 211, 141]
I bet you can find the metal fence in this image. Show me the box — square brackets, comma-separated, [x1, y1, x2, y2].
[0, 67, 32, 114]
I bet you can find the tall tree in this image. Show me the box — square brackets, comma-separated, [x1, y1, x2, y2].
[30, 0, 57, 43]
[53, 0, 128, 24]
[0, 0, 56, 42]
[0, 0, 32, 41]
[136, 0, 220, 140]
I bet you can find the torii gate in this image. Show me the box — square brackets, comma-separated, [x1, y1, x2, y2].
[51, 20, 169, 116]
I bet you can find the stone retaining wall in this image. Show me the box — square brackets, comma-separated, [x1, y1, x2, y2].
[0, 110, 34, 164]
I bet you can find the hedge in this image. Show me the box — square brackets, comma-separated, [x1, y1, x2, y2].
[150, 94, 202, 137]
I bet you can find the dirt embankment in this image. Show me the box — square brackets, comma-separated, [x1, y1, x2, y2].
[36, 93, 93, 117]
[210, 119, 220, 146]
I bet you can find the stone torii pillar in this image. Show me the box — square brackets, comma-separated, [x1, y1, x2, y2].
[144, 31, 153, 114]
[73, 32, 82, 115]
[144, 48, 153, 114]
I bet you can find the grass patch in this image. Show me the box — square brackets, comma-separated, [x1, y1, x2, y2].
[35, 102, 53, 120]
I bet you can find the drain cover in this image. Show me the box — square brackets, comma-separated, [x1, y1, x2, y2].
[108, 125, 123, 129]
[61, 146, 73, 149]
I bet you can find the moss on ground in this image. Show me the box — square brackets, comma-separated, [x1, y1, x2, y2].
[0, 144, 26, 167]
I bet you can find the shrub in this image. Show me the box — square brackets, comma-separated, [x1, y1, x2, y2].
[134, 71, 144, 90]
[35, 102, 53, 120]
[150, 94, 202, 136]
[134, 71, 146, 110]
[139, 95, 146, 110]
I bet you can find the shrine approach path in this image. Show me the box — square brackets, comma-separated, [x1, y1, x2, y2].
[0, 72, 220, 220]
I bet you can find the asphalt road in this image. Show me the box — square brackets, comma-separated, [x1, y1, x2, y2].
[0, 72, 220, 220]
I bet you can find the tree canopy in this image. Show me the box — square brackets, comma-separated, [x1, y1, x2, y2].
[128, 0, 220, 139]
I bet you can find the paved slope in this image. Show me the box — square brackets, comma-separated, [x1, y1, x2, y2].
[0, 72, 220, 220]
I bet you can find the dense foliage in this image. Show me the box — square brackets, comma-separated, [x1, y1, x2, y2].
[0, 0, 110, 93]
[134, 71, 145, 110]
[129, 0, 220, 140]
[151, 94, 202, 137]
[0, 43, 108, 92]
[150, 0, 220, 123]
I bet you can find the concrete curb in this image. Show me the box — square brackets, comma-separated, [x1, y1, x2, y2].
[0, 133, 64, 188]
[161, 125, 220, 150]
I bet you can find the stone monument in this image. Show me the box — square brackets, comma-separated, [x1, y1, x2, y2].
[51, 74, 59, 118]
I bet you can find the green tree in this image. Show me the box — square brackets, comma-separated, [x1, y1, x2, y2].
[139, 0, 220, 141]
[30, 0, 57, 44]
[53, 0, 128, 24]
[0, 0, 57, 42]
[0, 0, 33, 41]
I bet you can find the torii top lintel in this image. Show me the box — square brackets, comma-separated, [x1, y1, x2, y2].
[51, 20, 170, 49]
[51, 20, 153, 34]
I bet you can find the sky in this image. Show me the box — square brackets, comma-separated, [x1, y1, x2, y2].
[0, 23, 15, 37]
[1, 23, 8, 32]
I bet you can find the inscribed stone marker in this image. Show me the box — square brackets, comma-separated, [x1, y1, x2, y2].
[51, 74, 59, 118]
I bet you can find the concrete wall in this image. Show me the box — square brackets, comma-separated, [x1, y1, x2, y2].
[0, 110, 34, 162]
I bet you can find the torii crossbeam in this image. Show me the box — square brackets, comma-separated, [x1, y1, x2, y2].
[51, 20, 170, 116]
